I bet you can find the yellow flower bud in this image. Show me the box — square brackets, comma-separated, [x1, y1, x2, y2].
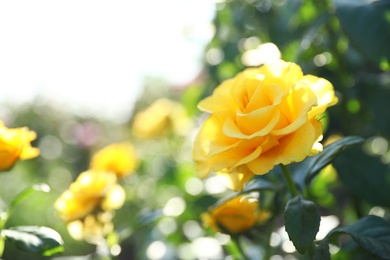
[202, 195, 270, 234]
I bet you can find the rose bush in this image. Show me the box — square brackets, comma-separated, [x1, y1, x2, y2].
[193, 60, 338, 191]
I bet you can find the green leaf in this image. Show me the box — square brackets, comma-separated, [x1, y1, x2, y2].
[304, 136, 364, 184]
[242, 178, 277, 193]
[2, 226, 64, 256]
[328, 215, 390, 259]
[334, 0, 390, 66]
[284, 196, 320, 254]
[9, 183, 51, 212]
[292, 136, 363, 188]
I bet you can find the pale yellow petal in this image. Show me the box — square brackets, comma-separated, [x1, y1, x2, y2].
[235, 108, 280, 137]
[271, 84, 317, 135]
[245, 82, 285, 113]
[299, 75, 338, 118]
[258, 60, 304, 92]
[198, 79, 236, 114]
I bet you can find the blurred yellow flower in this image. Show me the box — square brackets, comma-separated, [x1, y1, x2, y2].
[0, 121, 39, 171]
[101, 184, 126, 211]
[54, 189, 100, 223]
[202, 195, 270, 234]
[54, 170, 120, 222]
[132, 98, 192, 139]
[193, 60, 338, 191]
[67, 213, 114, 242]
[90, 142, 138, 179]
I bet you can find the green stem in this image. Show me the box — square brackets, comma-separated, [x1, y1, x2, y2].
[231, 236, 249, 260]
[0, 236, 4, 258]
[263, 221, 274, 260]
[0, 211, 8, 258]
[280, 164, 299, 198]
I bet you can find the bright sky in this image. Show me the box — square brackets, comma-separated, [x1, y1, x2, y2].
[0, 1, 215, 122]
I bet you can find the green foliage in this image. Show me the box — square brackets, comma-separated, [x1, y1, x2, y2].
[334, 0, 390, 66]
[0, 183, 63, 258]
[284, 196, 320, 255]
[8, 184, 50, 213]
[293, 136, 364, 187]
[334, 148, 390, 208]
[328, 215, 390, 259]
[313, 239, 331, 260]
[2, 226, 64, 256]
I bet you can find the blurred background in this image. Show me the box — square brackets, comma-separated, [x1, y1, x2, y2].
[1, 0, 390, 259]
[0, 0, 215, 122]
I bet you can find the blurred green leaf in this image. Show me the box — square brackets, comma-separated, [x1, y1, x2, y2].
[2, 226, 64, 256]
[334, 148, 390, 207]
[328, 215, 390, 259]
[181, 85, 204, 116]
[284, 195, 320, 254]
[334, 0, 390, 66]
[136, 209, 163, 228]
[9, 183, 50, 212]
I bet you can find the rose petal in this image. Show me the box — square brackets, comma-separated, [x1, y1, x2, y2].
[258, 61, 304, 93]
[231, 69, 264, 112]
[245, 82, 285, 113]
[198, 79, 236, 114]
[299, 75, 338, 118]
[194, 114, 240, 157]
[208, 136, 267, 172]
[271, 84, 317, 135]
[247, 120, 320, 175]
[235, 109, 281, 137]
[222, 109, 280, 138]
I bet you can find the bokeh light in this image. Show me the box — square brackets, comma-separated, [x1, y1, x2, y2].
[163, 197, 186, 217]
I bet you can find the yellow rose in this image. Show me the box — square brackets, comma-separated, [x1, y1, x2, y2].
[132, 98, 192, 138]
[193, 60, 338, 191]
[54, 190, 100, 222]
[55, 170, 118, 222]
[0, 121, 39, 171]
[89, 142, 138, 179]
[202, 195, 270, 234]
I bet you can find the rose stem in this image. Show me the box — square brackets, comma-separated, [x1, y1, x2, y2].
[280, 164, 299, 197]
